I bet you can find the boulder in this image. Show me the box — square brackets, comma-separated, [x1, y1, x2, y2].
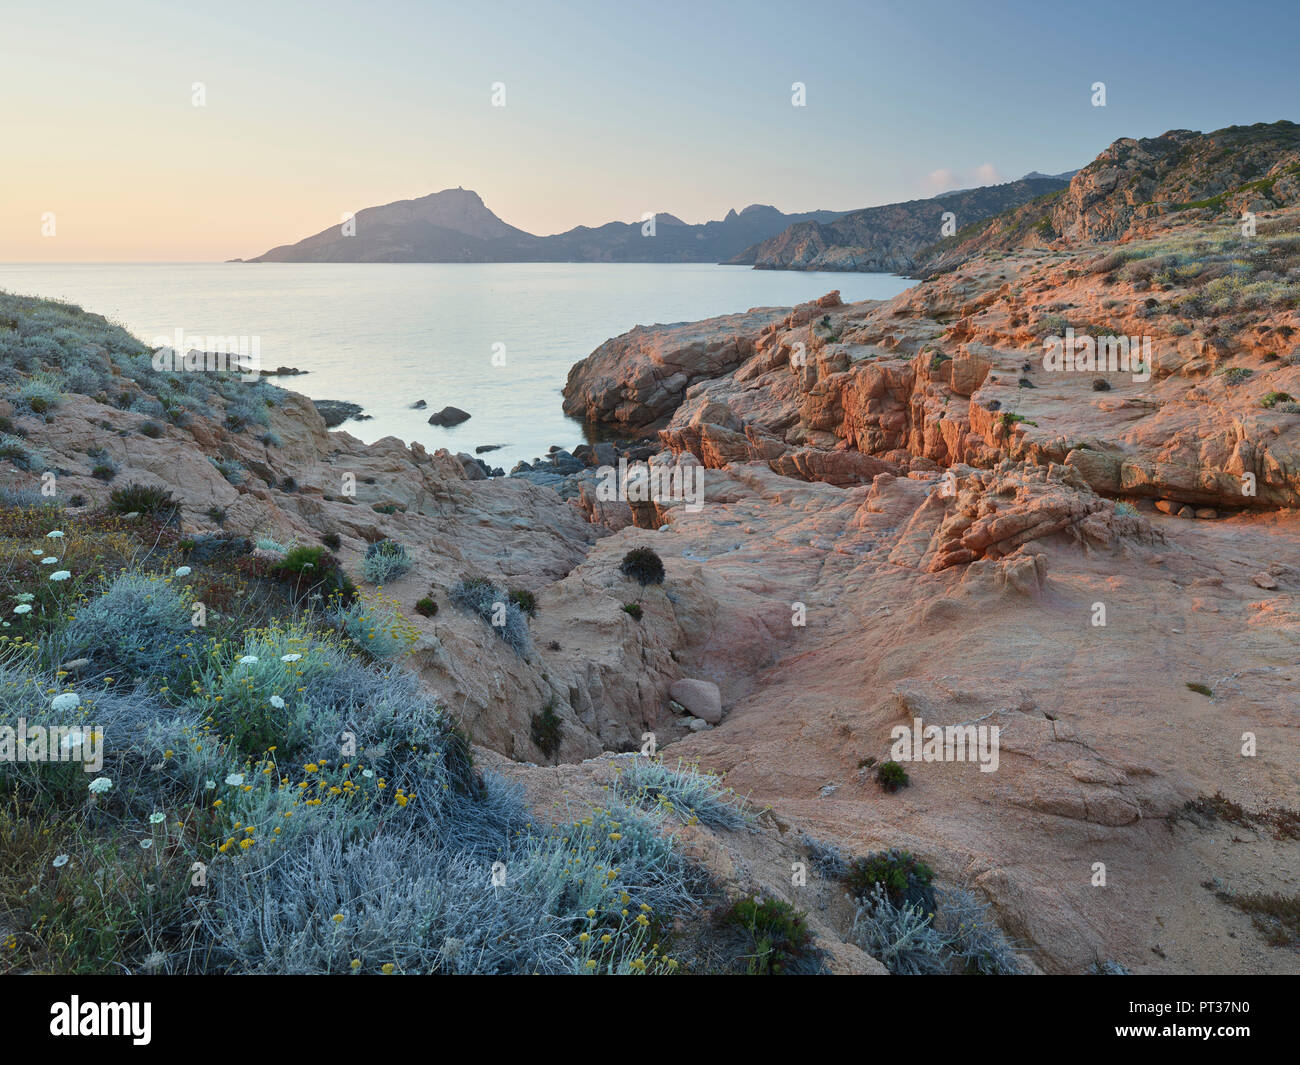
[669, 678, 723, 723]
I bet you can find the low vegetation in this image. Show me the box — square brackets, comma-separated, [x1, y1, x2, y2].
[0, 494, 703, 974]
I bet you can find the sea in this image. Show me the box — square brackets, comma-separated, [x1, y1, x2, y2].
[0, 262, 913, 470]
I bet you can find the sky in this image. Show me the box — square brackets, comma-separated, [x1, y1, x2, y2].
[3, 0, 1298, 261]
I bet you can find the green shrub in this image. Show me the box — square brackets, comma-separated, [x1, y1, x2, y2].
[875, 759, 910, 792]
[722, 896, 813, 975]
[1261, 391, 1293, 408]
[508, 588, 537, 618]
[108, 482, 176, 518]
[620, 547, 665, 589]
[415, 596, 438, 617]
[846, 849, 935, 915]
[530, 698, 563, 757]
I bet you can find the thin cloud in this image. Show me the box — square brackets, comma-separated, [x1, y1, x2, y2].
[923, 164, 1005, 195]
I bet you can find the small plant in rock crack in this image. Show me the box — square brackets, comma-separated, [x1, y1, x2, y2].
[362, 538, 412, 584]
[619, 546, 664, 601]
[108, 482, 177, 519]
[450, 575, 530, 655]
[507, 588, 537, 618]
[271, 544, 356, 603]
[210, 455, 245, 485]
[852, 884, 1026, 975]
[616, 756, 749, 829]
[622, 602, 643, 621]
[415, 596, 438, 617]
[530, 697, 563, 758]
[321, 530, 341, 551]
[875, 759, 909, 792]
[1186, 681, 1213, 697]
[722, 896, 814, 975]
[846, 849, 936, 916]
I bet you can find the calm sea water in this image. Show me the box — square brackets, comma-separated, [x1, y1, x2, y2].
[0, 263, 913, 469]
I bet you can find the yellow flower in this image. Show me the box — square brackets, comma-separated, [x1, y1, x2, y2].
[332, 913, 345, 924]
[381, 963, 395, 975]
[350, 959, 361, 970]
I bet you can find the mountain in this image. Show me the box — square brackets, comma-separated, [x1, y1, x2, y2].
[247, 191, 843, 263]
[727, 178, 1070, 273]
[249, 188, 538, 262]
[914, 121, 1300, 276]
[1021, 169, 1081, 182]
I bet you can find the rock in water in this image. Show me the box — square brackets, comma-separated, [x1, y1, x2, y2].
[428, 405, 471, 426]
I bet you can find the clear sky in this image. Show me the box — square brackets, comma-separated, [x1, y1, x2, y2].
[4, 0, 1297, 261]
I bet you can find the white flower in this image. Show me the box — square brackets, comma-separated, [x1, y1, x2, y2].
[51, 692, 80, 713]
[361, 769, 374, 779]
[269, 695, 285, 709]
[31, 548, 43, 555]
[53, 854, 70, 868]
[40, 556, 58, 565]
[238, 655, 259, 665]
[280, 653, 302, 663]
[175, 566, 192, 577]
[50, 571, 71, 582]
[61, 731, 85, 750]
[88, 776, 113, 794]
[46, 530, 65, 539]
[14, 593, 33, 603]
[140, 839, 153, 850]
[225, 773, 244, 787]
[204, 780, 216, 790]
[13, 604, 31, 615]
[148, 812, 166, 825]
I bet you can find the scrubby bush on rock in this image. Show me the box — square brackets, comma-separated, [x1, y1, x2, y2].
[449, 576, 530, 655]
[620, 546, 665, 590]
[361, 539, 412, 585]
